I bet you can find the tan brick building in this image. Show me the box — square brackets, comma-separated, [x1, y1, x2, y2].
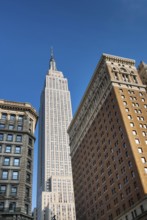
[138, 62, 147, 87]
[68, 54, 147, 220]
[0, 100, 38, 220]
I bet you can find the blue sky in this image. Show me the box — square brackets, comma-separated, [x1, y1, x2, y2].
[0, 0, 147, 209]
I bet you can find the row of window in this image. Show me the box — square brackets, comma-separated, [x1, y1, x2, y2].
[0, 202, 29, 214]
[0, 113, 23, 121]
[0, 133, 22, 142]
[0, 184, 30, 197]
[0, 123, 23, 131]
[0, 145, 21, 153]
[1, 170, 31, 182]
[1, 157, 20, 166]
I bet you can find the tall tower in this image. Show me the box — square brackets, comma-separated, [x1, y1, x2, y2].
[37, 52, 76, 220]
[68, 54, 147, 220]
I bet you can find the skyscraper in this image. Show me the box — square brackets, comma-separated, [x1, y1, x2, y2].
[68, 54, 147, 220]
[37, 52, 76, 220]
[0, 100, 38, 220]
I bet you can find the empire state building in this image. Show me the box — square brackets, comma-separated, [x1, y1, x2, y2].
[37, 52, 76, 220]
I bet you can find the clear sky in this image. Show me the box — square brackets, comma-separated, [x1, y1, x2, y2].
[0, 0, 147, 209]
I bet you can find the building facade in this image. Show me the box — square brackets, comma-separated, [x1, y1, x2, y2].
[138, 62, 147, 87]
[0, 100, 38, 220]
[68, 54, 147, 220]
[37, 53, 76, 220]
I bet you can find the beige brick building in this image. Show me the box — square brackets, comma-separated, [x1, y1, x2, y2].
[138, 62, 147, 87]
[0, 100, 38, 220]
[68, 54, 147, 220]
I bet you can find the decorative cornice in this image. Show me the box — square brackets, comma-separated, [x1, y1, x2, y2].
[0, 100, 38, 119]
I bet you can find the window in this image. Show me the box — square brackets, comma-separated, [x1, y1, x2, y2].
[0, 145, 2, 153]
[128, 115, 132, 119]
[144, 104, 147, 109]
[125, 108, 129, 112]
[130, 122, 134, 127]
[123, 101, 127, 106]
[7, 134, 13, 141]
[13, 158, 20, 166]
[142, 131, 146, 136]
[5, 145, 11, 153]
[27, 160, 31, 169]
[25, 187, 30, 197]
[0, 124, 5, 128]
[141, 157, 146, 164]
[25, 204, 29, 214]
[144, 124, 147, 129]
[16, 135, 22, 142]
[10, 115, 15, 120]
[9, 202, 16, 211]
[1, 113, 7, 119]
[141, 117, 144, 121]
[2, 171, 8, 179]
[132, 130, 137, 135]
[3, 157, 10, 166]
[144, 168, 147, 174]
[15, 146, 21, 154]
[0, 133, 4, 141]
[28, 138, 32, 146]
[121, 95, 125, 99]
[140, 124, 143, 128]
[11, 186, 17, 196]
[138, 148, 143, 154]
[135, 139, 140, 144]
[0, 185, 6, 195]
[141, 98, 145, 102]
[26, 173, 31, 183]
[12, 171, 19, 180]
[17, 125, 22, 131]
[0, 202, 4, 211]
[8, 125, 14, 130]
[28, 148, 32, 157]
[18, 115, 23, 121]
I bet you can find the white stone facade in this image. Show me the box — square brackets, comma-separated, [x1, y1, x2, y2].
[37, 55, 76, 220]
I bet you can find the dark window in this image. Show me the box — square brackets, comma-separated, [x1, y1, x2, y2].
[28, 148, 32, 157]
[27, 160, 31, 169]
[10, 115, 15, 120]
[2, 171, 8, 179]
[3, 157, 10, 166]
[11, 186, 17, 196]
[9, 125, 14, 130]
[0, 124, 5, 128]
[25, 187, 29, 197]
[0, 133, 4, 141]
[7, 134, 13, 141]
[13, 158, 20, 166]
[0, 185, 6, 195]
[1, 113, 7, 120]
[16, 135, 22, 142]
[25, 204, 29, 214]
[140, 205, 144, 213]
[9, 202, 16, 211]
[5, 145, 11, 153]
[29, 138, 32, 146]
[15, 146, 21, 154]
[26, 173, 31, 183]
[0, 145, 2, 153]
[12, 171, 19, 180]
[0, 202, 4, 211]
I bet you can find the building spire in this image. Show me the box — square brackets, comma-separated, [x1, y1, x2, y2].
[49, 47, 57, 71]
